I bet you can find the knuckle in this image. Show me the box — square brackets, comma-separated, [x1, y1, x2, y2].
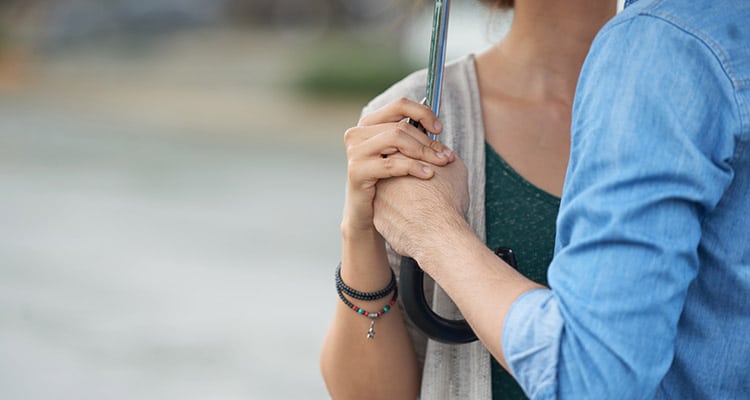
[388, 127, 405, 141]
[382, 156, 395, 171]
[396, 120, 411, 131]
[343, 127, 357, 143]
[396, 96, 411, 107]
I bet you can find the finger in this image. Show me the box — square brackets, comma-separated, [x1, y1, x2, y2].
[358, 97, 443, 134]
[345, 120, 431, 148]
[349, 157, 434, 187]
[343, 124, 392, 149]
[358, 125, 454, 166]
[346, 121, 454, 161]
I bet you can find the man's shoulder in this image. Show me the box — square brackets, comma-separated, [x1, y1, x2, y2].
[595, 0, 750, 85]
[607, 0, 750, 59]
[612, 0, 748, 28]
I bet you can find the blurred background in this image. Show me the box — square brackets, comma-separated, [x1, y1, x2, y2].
[0, 0, 625, 398]
[0, 0, 518, 398]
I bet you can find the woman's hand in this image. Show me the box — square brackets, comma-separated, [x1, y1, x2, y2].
[342, 97, 455, 237]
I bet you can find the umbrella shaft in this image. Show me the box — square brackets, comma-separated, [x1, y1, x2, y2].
[425, 0, 450, 141]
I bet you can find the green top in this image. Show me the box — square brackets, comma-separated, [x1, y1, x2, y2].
[484, 142, 561, 400]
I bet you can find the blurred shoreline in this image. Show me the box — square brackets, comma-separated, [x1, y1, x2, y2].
[1, 22, 360, 399]
[2, 28, 367, 148]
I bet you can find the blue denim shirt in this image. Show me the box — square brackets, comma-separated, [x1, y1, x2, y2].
[501, 1, 750, 399]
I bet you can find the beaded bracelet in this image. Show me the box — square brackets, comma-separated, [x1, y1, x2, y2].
[337, 284, 398, 339]
[335, 262, 396, 301]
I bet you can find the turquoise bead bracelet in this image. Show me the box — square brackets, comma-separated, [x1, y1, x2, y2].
[335, 266, 398, 339]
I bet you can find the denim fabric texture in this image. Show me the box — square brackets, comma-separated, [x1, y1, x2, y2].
[501, 1, 750, 399]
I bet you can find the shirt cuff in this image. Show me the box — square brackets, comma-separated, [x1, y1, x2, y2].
[502, 288, 564, 399]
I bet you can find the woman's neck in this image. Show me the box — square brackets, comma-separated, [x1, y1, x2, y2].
[477, 0, 616, 104]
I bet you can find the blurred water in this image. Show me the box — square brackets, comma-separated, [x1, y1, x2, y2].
[0, 30, 354, 400]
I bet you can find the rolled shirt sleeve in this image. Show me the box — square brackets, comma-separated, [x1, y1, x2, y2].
[501, 12, 738, 400]
[503, 289, 562, 399]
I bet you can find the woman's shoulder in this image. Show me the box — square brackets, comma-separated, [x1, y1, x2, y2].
[361, 54, 478, 116]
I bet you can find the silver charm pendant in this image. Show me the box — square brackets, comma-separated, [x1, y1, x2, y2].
[367, 315, 378, 339]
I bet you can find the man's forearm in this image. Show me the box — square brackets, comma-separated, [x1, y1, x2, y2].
[415, 216, 545, 369]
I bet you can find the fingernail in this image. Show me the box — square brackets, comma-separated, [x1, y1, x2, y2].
[422, 166, 432, 174]
[436, 150, 445, 158]
[439, 149, 452, 158]
[434, 120, 443, 131]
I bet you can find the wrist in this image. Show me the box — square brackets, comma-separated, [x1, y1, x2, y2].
[341, 219, 383, 242]
[413, 211, 474, 268]
[340, 220, 391, 288]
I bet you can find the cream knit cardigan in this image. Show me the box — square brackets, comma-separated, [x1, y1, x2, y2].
[362, 55, 491, 400]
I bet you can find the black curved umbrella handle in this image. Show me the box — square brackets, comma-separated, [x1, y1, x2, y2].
[399, 247, 518, 344]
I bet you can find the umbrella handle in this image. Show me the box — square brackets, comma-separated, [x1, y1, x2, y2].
[399, 247, 518, 344]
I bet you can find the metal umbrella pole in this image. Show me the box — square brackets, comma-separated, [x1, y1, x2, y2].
[399, 0, 480, 344]
[423, 0, 450, 140]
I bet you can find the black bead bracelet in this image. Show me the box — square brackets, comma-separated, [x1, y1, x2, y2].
[335, 262, 396, 301]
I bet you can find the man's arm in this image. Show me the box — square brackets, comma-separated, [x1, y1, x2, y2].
[375, 14, 738, 399]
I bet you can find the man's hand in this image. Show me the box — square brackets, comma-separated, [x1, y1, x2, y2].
[372, 155, 470, 262]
